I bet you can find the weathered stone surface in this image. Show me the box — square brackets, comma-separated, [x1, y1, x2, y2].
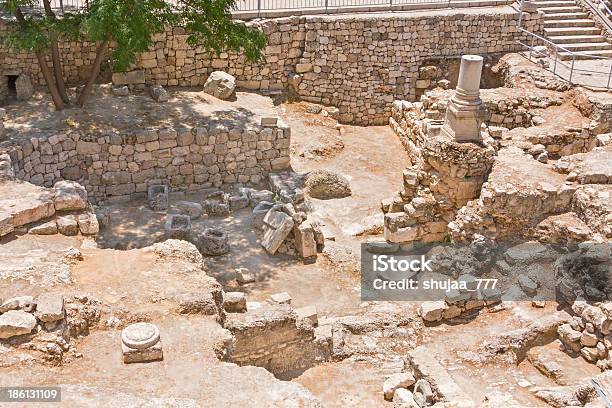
[224, 292, 247, 313]
[53, 180, 88, 211]
[295, 305, 317, 326]
[0, 296, 35, 313]
[149, 84, 169, 102]
[270, 292, 291, 305]
[165, 214, 191, 239]
[57, 215, 79, 236]
[15, 74, 34, 100]
[0, 310, 37, 339]
[419, 301, 447, 322]
[112, 70, 145, 85]
[293, 221, 317, 261]
[189, 228, 229, 256]
[170, 201, 203, 219]
[383, 372, 416, 400]
[177, 293, 219, 315]
[35, 293, 65, 322]
[393, 388, 418, 407]
[203, 71, 236, 100]
[304, 170, 351, 200]
[78, 213, 99, 235]
[261, 209, 294, 254]
[0, 179, 55, 228]
[121, 322, 163, 363]
[252, 201, 275, 229]
[148, 185, 169, 211]
[0, 211, 14, 237]
[29, 220, 58, 235]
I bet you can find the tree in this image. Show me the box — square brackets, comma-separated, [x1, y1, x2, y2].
[3, 0, 266, 110]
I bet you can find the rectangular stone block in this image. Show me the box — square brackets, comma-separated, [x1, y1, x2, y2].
[122, 340, 163, 363]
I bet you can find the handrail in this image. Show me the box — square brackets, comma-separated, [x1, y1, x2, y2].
[583, 0, 612, 33]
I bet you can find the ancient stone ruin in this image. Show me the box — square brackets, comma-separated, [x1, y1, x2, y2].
[0, 1, 611, 406]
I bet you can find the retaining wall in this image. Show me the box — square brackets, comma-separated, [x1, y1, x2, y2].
[0, 5, 543, 125]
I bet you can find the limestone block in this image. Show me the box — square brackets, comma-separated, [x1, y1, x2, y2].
[249, 190, 274, 208]
[252, 201, 275, 229]
[150, 85, 169, 102]
[188, 228, 229, 256]
[53, 180, 88, 211]
[15, 74, 34, 101]
[170, 201, 203, 219]
[0, 296, 36, 313]
[112, 70, 145, 86]
[29, 220, 58, 235]
[236, 268, 256, 284]
[393, 388, 418, 407]
[261, 117, 278, 127]
[165, 214, 191, 240]
[261, 210, 294, 254]
[112, 86, 129, 96]
[203, 71, 236, 100]
[419, 301, 447, 322]
[148, 185, 169, 211]
[383, 372, 416, 401]
[293, 221, 317, 262]
[224, 292, 247, 313]
[229, 192, 249, 211]
[296, 305, 318, 326]
[57, 215, 79, 236]
[0, 211, 14, 237]
[270, 292, 291, 305]
[0, 310, 37, 339]
[35, 293, 65, 322]
[78, 213, 99, 235]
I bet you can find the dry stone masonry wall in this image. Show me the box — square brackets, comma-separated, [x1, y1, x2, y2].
[0, 7, 543, 125]
[1, 121, 290, 203]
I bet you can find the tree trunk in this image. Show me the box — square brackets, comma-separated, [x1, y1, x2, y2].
[42, 0, 70, 104]
[76, 40, 109, 107]
[15, 7, 64, 111]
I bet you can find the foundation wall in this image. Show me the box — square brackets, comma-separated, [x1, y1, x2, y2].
[0, 6, 543, 125]
[0, 122, 290, 202]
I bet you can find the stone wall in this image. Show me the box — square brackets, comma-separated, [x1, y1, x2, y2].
[0, 6, 543, 125]
[0, 121, 291, 203]
[224, 304, 328, 377]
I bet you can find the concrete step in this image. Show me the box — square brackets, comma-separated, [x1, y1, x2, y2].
[559, 49, 612, 59]
[544, 19, 597, 27]
[560, 42, 612, 51]
[545, 26, 602, 35]
[549, 34, 608, 43]
[533, 1, 578, 6]
[543, 12, 589, 20]
[538, 5, 582, 12]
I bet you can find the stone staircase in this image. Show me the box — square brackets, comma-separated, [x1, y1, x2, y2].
[536, 0, 612, 59]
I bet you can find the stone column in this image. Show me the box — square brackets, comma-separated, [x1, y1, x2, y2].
[441, 55, 487, 143]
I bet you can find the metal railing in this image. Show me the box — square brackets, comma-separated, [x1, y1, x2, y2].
[26, 0, 503, 14]
[518, 0, 612, 90]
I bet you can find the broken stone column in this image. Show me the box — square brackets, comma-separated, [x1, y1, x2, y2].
[441, 55, 486, 143]
[121, 322, 163, 363]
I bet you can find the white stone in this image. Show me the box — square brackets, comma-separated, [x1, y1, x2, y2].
[419, 301, 447, 322]
[53, 180, 88, 211]
[203, 71, 236, 100]
[224, 292, 247, 313]
[35, 293, 65, 322]
[270, 292, 291, 305]
[296, 305, 318, 326]
[383, 372, 416, 400]
[0, 310, 37, 339]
